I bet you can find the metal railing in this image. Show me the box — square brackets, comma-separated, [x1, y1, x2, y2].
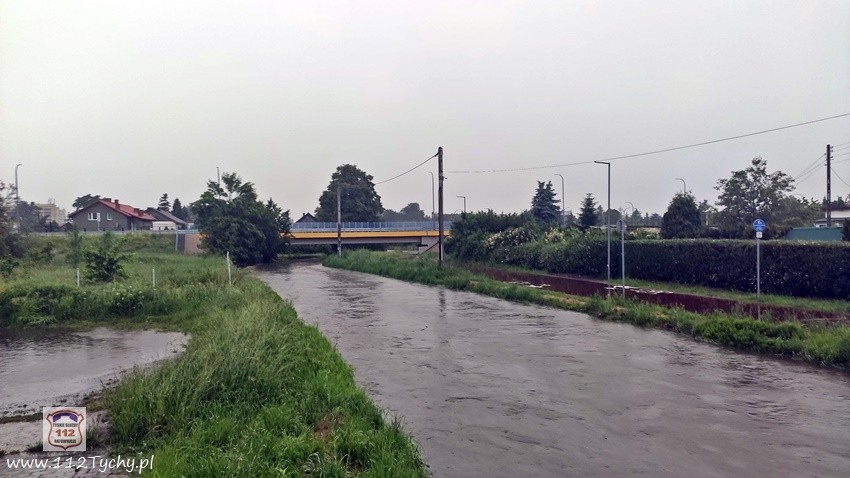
[291, 221, 452, 232]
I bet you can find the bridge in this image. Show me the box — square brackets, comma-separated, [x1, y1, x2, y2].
[289, 221, 452, 252]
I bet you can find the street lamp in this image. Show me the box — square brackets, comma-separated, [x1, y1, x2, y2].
[456, 195, 467, 213]
[594, 161, 611, 280]
[216, 167, 221, 188]
[675, 177, 686, 195]
[555, 173, 565, 225]
[624, 201, 635, 225]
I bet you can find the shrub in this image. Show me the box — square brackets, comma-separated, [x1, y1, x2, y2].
[83, 232, 128, 282]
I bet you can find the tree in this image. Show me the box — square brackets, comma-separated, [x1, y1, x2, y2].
[843, 220, 850, 241]
[171, 198, 189, 221]
[629, 208, 643, 226]
[0, 181, 25, 276]
[192, 172, 291, 266]
[315, 165, 383, 222]
[83, 232, 127, 282]
[661, 193, 702, 239]
[399, 202, 426, 221]
[158, 193, 171, 211]
[715, 157, 794, 234]
[531, 181, 561, 225]
[17, 201, 49, 233]
[73, 194, 100, 210]
[578, 194, 598, 231]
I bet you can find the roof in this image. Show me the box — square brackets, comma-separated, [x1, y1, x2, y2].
[295, 212, 318, 223]
[69, 199, 156, 221]
[783, 227, 843, 242]
[145, 208, 188, 225]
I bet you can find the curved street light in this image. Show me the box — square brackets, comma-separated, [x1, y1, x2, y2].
[675, 177, 686, 194]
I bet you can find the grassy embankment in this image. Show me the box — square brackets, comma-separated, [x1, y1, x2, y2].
[324, 250, 850, 369]
[468, 260, 850, 315]
[1, 234, 426, 477]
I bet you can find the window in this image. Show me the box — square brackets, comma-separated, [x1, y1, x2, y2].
[87, 212, 100, 221]
[106, 213, 112, 221]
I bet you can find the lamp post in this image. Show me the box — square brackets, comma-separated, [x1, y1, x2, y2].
[624, 201, 635, 225]
[428, 172, 436, 226]
[675, 177, 686, 195]
[555, 173, 565, 225]
[456, 195, 467, 213]
[594, 161, 611, 280]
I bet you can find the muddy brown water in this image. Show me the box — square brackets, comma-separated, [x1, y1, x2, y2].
[258, 263, 850, 478]
[0, 327, 188, 418]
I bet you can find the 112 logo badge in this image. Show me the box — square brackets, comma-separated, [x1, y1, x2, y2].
[43, 407, 86, 452]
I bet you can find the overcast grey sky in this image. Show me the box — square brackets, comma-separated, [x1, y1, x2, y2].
[2, 1, 849, 219]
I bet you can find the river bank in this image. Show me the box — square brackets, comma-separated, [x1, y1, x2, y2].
[261, 261, 850, 477]
[1, 236, 426, 477]
[323, 251, 850, 369]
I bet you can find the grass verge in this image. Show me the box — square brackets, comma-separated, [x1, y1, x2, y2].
[324, 250, 850, 370]
[1, 236, 426, 477]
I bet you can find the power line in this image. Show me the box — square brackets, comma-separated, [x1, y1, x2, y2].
[833, 169, 850, 188]
[792, 153, 825, 180]
[447, 112, 850, 173]
[375, 153, 437, 185]
[796, 163, 825, 184]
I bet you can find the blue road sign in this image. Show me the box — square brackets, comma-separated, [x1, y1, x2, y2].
[753, 218, 766, 232]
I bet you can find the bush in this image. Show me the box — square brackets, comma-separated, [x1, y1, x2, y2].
[83, 232, 127, 282]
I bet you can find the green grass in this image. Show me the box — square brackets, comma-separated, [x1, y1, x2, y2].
[465, 259, 850, 315]
[1, 236, 427, 477]
[324, 250, 850, 370]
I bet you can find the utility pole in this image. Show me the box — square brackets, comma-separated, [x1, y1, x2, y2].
[555, 173, 565, 225]
[438, 147, 444, 267]
[337, 182, 342, 256]
[594, 161, 611, 280]
[826, 144, 832, 227]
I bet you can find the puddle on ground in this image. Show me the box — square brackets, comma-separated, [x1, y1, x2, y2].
[0, 327, 188, 418]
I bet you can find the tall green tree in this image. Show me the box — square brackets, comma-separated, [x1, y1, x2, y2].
[715, 157, 794, 234]
[171, 198, 189, 221]
[578, 194, 598, 231]
[531, 181, 561, 225]
[316, 165, 384, 222]
[0, 181, 24, 276]
[158, 193, 171, 210]
[192, 172, 291, 266]
[661, 193, 702, 239]
[72, 194, 100, 209]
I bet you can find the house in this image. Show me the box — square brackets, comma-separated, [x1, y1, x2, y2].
[295, 213, 318, 224]
[813, 207, 850, 227]
[145, 208, 189, 230]
[68, 198, 156, 231]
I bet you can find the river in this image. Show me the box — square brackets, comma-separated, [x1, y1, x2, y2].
[258, 262, 850, 478]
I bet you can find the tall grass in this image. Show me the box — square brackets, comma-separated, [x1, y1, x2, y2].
[325, 251, 850, 369]
[2, 238, 427, 477]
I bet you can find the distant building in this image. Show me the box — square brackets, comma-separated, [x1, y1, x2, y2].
[145, 208, 189, 230]
[35, 200, 67, 224]
[813, 207, 850, 227]
[295, 213, 318, 224]
[68, 198, 155, 231]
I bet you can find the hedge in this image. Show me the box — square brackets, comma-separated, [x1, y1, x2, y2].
[452, 236, 850, 299]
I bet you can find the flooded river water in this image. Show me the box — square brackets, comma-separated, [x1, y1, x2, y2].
[0, 327, 187, 418]
[259, 263, 850, 478]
